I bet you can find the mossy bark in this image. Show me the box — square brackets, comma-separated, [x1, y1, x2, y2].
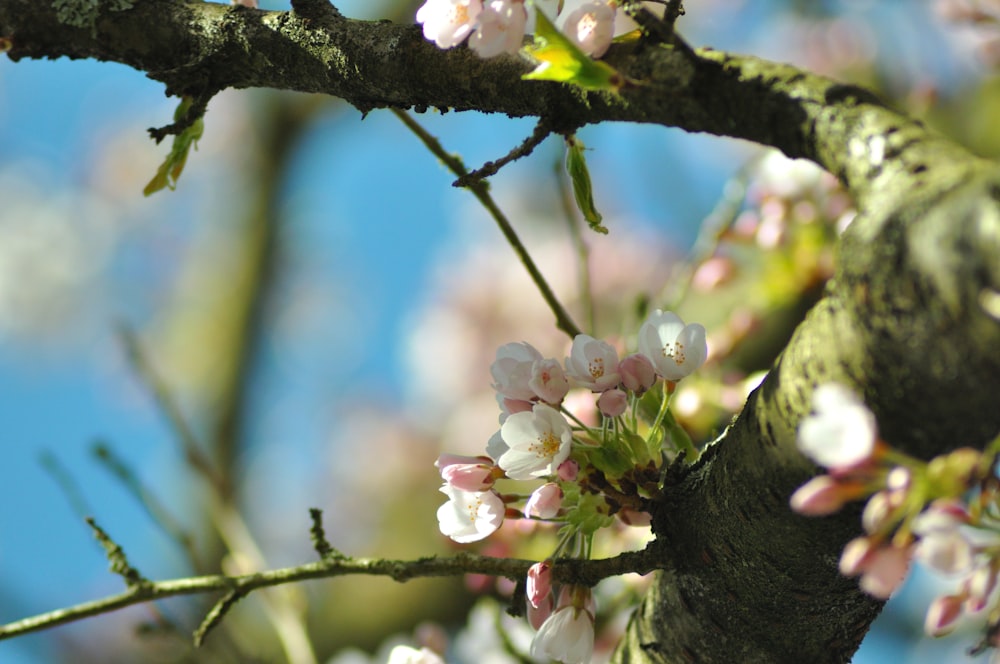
[4, 1, 1000, 661]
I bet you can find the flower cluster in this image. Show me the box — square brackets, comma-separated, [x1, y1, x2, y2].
[435, 309, 707, 663]
[415, 0, 653, 59]
[791, 383, 1000, 654]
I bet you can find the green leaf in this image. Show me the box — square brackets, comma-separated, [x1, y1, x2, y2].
[144, 97, 204, 196]
[523, 7, 624, 93]
[565, 135, 608, 234]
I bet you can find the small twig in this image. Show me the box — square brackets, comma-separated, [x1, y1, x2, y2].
[92, 441, 203, 570]
[454, 119, 554, 186]
[0, 547, 662, 641]
[308, 508, 345, 560]
[193, 588, 245, 647]
[86, 517, 147, 588]
[39, 451, 93, 521]
[116, 324, 228, 495]
[148, 92, 213, 144]
[392, 108, 583, 339]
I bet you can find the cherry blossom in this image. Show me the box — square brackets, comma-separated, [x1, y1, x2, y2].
[797, 383, 877, 470]
[525, 482, 563, 518]
[530, 586, 596, 664]
[499, 403, 574, 479]
[597, 388, 628, 417]
[469, 0, 527, 57]
[789, 475, 860, 516]
[557, 0, 616, 57]
[436, 484, 505, 543]
[437, 454, 497, 492]
[619, 352, 656, 394]
[387, 645, 446, 664]
[839, 536, 911, 599]
[913, 505, 975, 574]
[416, 0, 483, 49]
[491, 341, 543, 402]
[637, 310, 708, 382]
[530, 357, 570, 404]
[925, 594, 965, 636]
[565, 334, 621, 392]
[527, 560, 553, 608]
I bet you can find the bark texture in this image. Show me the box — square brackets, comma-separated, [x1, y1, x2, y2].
[4, 1, 1000, 661]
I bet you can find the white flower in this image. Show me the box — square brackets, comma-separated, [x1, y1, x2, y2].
[498, 403, 573, 480]
[416, 0, 483, 49]
[797, 383, 877, 469]
[469, 0, 527, 57]
[387, 645, 446, 664]
[436, 484, 505, 543]
[529, 357, 570, 404]
[530, 589, 595, 664]
[913, 506, 974, 575]
[491, 341, 543, 401]
[557, 0, 615, 57]
[637, 310, 707, 382]
[565, 334, 621, 392]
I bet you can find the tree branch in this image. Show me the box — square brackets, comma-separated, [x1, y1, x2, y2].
[0, 547, 661, 641]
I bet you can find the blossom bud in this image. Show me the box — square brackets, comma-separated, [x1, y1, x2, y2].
[597, 388, 628, 418]
[557, 459, 579, 482]
[527, 561, 553, 609]
[619, 353, 656, 394]
[525, 483, 563, 519]
[924, 594, 965, 636]
[790, 475, 851, 516]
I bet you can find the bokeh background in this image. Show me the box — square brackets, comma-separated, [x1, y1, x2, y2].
[1, 0, 998, 662]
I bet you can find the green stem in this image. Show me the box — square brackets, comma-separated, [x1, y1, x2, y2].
[392, 109, 582, 339]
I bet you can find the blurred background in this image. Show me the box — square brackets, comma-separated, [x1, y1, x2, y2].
[1, 0, 998, 662]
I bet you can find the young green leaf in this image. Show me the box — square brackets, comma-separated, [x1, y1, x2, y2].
[523, 7, 624, 93]
[143, 97, 204, 196]
[565, 135, 608, 234]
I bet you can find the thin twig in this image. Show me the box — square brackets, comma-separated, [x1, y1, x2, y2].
[92, 441, 203, 570]
[115, 324, 228, 495]
[392, 109, 582, 339]
[454, 119, 554, 186]
[0, 546, 661, 641]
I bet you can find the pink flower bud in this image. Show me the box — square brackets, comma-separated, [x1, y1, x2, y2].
[619, 353, 656, 394]
[441, 463, 496, 492]
[839, 537, 874, 577]
[789, 475, 849, 516]
[557, 459, 579, 482]
[847, 542, 910, 599]
[525, 483, 563, 519]
[527, 561, 553, 609]
[924, 594, 965, 636]
[597, 388, 628, 418]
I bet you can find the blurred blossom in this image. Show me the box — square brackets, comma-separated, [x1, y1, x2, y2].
[0, 168, 120, 342]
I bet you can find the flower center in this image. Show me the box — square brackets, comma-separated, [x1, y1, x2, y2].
[530, 432, 561, 458]
[662, 341, 686, 366]
[588, 357, 605, 379]
[578, 13, 598, 41]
